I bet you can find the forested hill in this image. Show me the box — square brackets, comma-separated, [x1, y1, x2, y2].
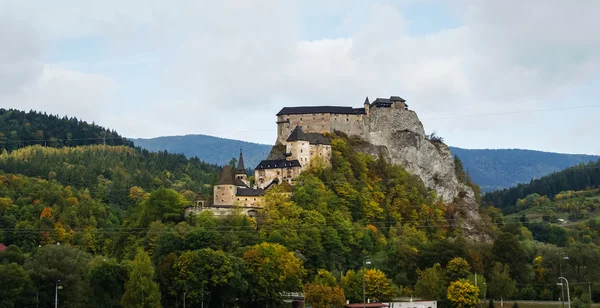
[0, 145, 220, 208]
[483, 159, 600, 211]
[0, 108, 133, 151]
[133, 134, 598, 191]
[450, 147, 599, 192]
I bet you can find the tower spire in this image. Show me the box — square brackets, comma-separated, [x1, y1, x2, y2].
[236, 148, 245, 173]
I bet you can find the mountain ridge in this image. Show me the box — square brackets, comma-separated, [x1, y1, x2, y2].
[132, 134, 599, 192]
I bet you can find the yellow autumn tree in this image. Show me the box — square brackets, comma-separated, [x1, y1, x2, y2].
[305, 283, 345, 308]
[447, 279, 479, 308]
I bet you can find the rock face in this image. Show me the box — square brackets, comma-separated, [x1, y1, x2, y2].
[368, 106, 463, 202]
[364, 105, 490, 241]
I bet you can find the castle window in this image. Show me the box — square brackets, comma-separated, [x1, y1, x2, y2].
[245, 198, 248, 201]
[300, 118, 302, 121]
[237, 198, 240, 201]
[346, 118, 349, 121]
[300, 150, 303, 153]
[254, 198, 256, 201]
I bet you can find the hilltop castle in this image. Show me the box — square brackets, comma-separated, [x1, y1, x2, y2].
[185, 96, 410, 218]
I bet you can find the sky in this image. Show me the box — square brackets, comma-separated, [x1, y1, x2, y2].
[1, 0, 599, 155]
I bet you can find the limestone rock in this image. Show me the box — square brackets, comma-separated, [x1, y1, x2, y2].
[364, 106, 491, 241]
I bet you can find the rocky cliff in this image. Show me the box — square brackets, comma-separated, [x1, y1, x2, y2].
[363, 105, 491, 241]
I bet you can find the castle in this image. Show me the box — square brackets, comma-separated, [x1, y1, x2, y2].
[185, 96, 409, 218]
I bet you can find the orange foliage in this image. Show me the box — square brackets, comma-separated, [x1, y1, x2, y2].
[40, 207, 53, 219]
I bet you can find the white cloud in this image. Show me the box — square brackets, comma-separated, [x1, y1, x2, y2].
[1, 0, 599, 153]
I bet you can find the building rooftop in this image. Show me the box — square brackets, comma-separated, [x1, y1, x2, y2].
[286, 126, 332, 145]
[215, 165, 235, 185]
[237, 187, 264, 196]
[255, 159, 302, 170]
[235, 149, 246, 174]
[277, 106, 366, 116]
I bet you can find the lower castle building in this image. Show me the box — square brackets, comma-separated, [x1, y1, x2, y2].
[185, 95, 409, 218]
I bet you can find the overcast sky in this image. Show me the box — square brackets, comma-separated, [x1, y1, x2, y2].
[1, 0, 599, 154]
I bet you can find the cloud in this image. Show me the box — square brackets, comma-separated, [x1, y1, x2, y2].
[1, 1, 599, 154]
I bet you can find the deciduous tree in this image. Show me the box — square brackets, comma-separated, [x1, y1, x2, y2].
[121, 248, 161, 308]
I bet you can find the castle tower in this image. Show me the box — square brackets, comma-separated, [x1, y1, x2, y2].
[286, 126, 311, 170]
[213, 165, 237, 206]
[235, 149, 248, 186]
[364, 96, 370, 116]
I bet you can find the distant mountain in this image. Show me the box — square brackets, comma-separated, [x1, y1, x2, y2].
[450, 147, 599, 192]
[131, 135, 272, 170]
[132, 135, 599, 192]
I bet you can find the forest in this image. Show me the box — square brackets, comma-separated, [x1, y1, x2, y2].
[483, 159, 600, 213]
[1, 111, 600, 307]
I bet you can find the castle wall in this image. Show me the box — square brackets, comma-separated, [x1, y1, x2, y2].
[309, 144, 331, 166]
[236, 196, 264, 207]
[329, 113, 367, 138]
[287, 140, 311, 170]
[277, 113, 332, 144]
[255, 166, 302, 189]
[213, 184, 237, 205]
[277, 113, 367, 144]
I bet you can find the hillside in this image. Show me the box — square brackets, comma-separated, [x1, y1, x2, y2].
[2, 110, 600, 306]
[450, 147, 599, 192]
[0, 145, 220, 209]
[0, 108, 133, 151]
[132, 135, 271, 169]
[484, 159, 600, 212]
[132, 134, 598, 192]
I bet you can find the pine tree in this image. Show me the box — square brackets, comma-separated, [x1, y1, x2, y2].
[121, 248, 161, 308]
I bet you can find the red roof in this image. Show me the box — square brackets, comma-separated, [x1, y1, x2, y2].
[345, 304, 389, 308]
[0, 243, 6, 253]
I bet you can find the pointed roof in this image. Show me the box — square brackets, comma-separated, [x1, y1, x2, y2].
[235, 149, 246, 174]
[364, 96, 370, 104]
[215, 165, 235, 185]
[286, 126, 308, 142]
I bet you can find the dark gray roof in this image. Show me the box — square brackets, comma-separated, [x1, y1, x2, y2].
[235, 149, 246, 173]
[255, 159, 301, 170]
[286, 126, 331, 145]
[389, 96, 406, 102]
[277, 106, 366, 116]
[237, 187, 264, 196]
[234, 178, 249, 188]
[305, 133, 331, 145]
[286, 126, 308, 142]
[364, 97, 370, 104]
[371, 98, 393, 108]
[215, 165, 235, 185]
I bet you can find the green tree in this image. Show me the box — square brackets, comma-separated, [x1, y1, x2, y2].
[121, 248, 161, 308]
[447, 279, 479, 308]
[25, 244, 92, 308]
[137, 187, 188, 227]
[0, 263, 34, 308]
[342, 269, 398, 303]
[0, 244, 25, 265]
[173, 249, 242, 306]
[242, 243, 306, 307]
[446, 257, 471, 282]
[415, 263, 446, 300]
[487, 262, 516, 302]
[88, 258, 128, 308]
[492, 233, 527, 282]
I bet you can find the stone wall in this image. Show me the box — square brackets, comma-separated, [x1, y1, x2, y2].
[287, 140, 311, 170]
[276, 113, 366, 144]
[236, 196, 263, 207]
[213, 184, 236, 205]
[254, 166, 302, 189]
[309, 144, 331, 166]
